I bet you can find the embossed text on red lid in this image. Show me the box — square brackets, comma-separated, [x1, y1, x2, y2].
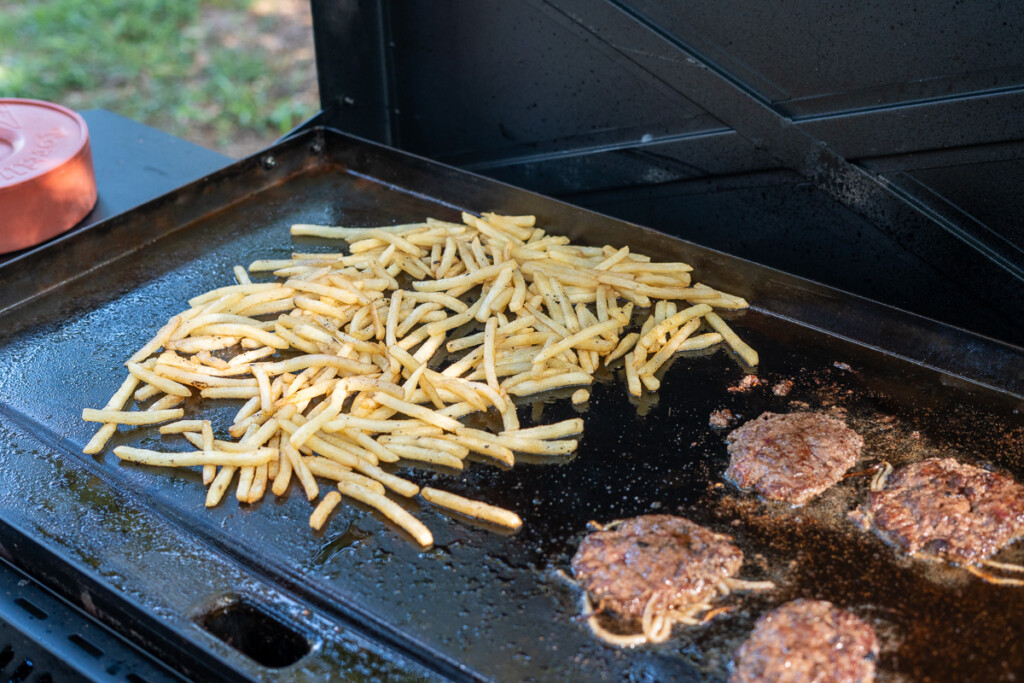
[0, 98, 97, 254]
[0, 98, 90, 188]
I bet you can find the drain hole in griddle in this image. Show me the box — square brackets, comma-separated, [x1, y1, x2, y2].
[198, 600, 309, 668]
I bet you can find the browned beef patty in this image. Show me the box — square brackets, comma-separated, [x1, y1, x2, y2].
[850, 457, 1024, 564]
[726, 412, 863, 505]
[570, 515, 743, 624]
[730, 599, 878, 683]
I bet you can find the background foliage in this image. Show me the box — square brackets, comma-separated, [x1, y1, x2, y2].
[0, 0, 319, 157]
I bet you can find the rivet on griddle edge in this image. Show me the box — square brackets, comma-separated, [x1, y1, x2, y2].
[261, 155, 277, 170]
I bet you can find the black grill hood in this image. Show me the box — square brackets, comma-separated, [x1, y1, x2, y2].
[308, 0, 1024, 347]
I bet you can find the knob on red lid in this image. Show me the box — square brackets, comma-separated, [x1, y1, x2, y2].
[0, 98, 98, 254]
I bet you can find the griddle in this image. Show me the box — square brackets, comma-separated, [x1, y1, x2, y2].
[0, 128, 1022, 682]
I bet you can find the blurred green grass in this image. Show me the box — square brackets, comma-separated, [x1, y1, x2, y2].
[0, 0, 318, 156]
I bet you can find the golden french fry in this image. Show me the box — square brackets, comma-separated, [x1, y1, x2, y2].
[82, 371, 143, 454]
[85, 209, 756, 551]
[421, 487, 522, 528]
[159, 419, 209, 434]
[113, 446, 275, 467]
[571, 389, 590, 404]
[206, 466, 237, 507]
[337, 481, 433, 547]
[638, 318, 701, 377]
[704, 312, 759, 366]
[624, 351, 642, 396]
[310, 490, 343, 530]
[82, 408, 184, 425]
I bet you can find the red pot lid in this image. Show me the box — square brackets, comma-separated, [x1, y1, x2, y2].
[0, 98, 98, 254]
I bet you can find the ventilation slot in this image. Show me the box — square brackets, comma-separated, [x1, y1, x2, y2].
[67, 634, 102, 659]
[12, 601, 46, 621]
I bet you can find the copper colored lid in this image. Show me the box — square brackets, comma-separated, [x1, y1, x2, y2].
[0, 98, 98, 254]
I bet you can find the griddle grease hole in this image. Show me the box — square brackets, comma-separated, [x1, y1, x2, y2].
[197, 598, 310, 669]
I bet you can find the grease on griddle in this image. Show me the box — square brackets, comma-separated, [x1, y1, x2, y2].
[695, 358, 1024, 682]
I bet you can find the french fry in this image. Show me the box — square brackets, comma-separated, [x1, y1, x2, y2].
[421, 487, 522, 529]
[82, 372, 143, 454]
[337, 481, 433, 547]
[704, 311, 759, 367]
[309, 491, 343, 530]
[502, 418, 584, 440]
[206, 466, 237, 507]
[82, 408, 184, 425]
[86, 209, 756, 550]
[638, 318, 701, 378]
[353, 460, 419, 497]
[126, 361, 191, 397]
[202, 421, 216, 485]
[483, 317, 499, 391]
[113, 446, 275, 467]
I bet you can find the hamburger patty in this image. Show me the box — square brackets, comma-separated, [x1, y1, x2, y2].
[571, 515, 743, 624]
[726, 412, 863, 505]
[730, 599, 879, 683]
[850, 457, 1024, 564]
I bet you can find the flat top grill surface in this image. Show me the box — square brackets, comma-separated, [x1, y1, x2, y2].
[0, 131, 1022, 681]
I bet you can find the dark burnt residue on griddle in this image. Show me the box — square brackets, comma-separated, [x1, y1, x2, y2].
[682, 341, 1024, 683]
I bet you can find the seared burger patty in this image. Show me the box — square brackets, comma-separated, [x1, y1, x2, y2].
[571, 515, 743, 625]
[726, 412, 863, 505]
[730, 599, 878, 683]
[850, 457, 1024, 564]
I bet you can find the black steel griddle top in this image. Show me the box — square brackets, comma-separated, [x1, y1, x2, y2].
[0, 129, 1022, 681]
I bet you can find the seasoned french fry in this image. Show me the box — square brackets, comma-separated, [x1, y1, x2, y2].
[82, 408, 184, 425]
[86, 209, 756, 550]
[309, 491, 343, 530]
[82, 372, 143, 454]
[704, 311, 759, 366]
[113, 446, 275, 467]
[337, 481, 433, 547]
[421, 487, 522, 528]
[206, 466, 237, 507]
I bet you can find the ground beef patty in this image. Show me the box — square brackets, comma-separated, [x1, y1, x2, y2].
[726, 412, 863, 505]
[731, 599, 878, 683]
[850, 457, 1024, 564]
[571, 515, 743, 625]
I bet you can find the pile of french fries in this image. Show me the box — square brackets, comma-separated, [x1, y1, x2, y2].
[81, 212, 757, 547]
